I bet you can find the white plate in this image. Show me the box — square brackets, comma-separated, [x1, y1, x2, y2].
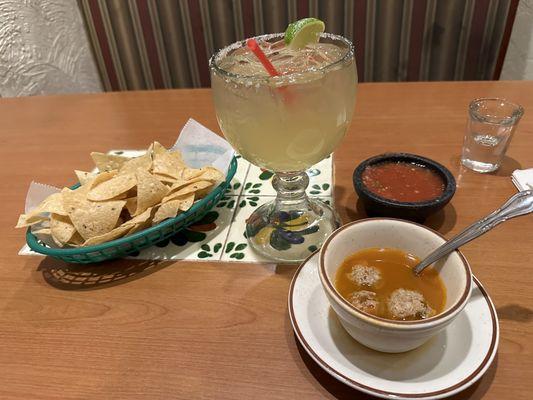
[288, 252, 499, 400]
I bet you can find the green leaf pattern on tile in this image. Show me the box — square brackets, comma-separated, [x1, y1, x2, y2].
[225, 181, 242, 195]
[225, 241, 247, 260]
[217, 195, 236, 209]
[309, 183, 330, 195]
[259, 170, 274, 180]
[239, 196, 259, 208]
[197, 242, 223, 258]
[244, 182, 262, 194]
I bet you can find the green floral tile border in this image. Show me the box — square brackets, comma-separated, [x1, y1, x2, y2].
[19, 153, 333, 264]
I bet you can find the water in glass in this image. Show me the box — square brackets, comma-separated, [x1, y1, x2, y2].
[461, 98, 523, 173]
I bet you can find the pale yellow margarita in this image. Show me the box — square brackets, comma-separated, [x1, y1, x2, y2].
[211, 33, 357, 172]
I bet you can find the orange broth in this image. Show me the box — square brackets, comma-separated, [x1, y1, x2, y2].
[334, 248, 446, 321]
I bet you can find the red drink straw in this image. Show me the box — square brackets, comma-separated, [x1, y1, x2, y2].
[246, 38, 281, 76]
[246, 38, 292, 103]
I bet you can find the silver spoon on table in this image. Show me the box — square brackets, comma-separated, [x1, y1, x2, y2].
[414, 190, 533, 275]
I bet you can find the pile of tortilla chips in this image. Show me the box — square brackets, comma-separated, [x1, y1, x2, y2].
[16, 142, 224, 247]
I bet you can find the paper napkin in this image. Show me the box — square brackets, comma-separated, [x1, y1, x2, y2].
[511, 168, 533, 191]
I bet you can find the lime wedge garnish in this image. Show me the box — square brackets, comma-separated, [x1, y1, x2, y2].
[284, 18, 325, 50]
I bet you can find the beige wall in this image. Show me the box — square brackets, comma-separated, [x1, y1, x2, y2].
[0, 0, 529, 96]
[501, 0, 533, 80]
[0, 0, 102, 97]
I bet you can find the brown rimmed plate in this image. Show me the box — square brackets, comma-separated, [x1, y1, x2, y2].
[288, 251, 499, 400]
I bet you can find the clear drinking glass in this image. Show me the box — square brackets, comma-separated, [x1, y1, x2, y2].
[210, 33, 357, 262]
[461, 98, 524, 173]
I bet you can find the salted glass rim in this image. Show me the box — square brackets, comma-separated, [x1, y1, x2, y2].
[209, 32, 355, 83]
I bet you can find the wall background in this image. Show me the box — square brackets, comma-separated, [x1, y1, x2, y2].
[0, 0, 102, 97]
[0, 0, 530, 97]
[501, 0, 533, 79]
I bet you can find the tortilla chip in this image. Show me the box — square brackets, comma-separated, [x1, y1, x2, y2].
[16, 213, 47, 228]
[122, 207, 154, 234]
[61, 188, 126, 240]
[18, 193, 69, 227]
[91, 152, 128, 172]
[125, 197, 137, 215]
[135, 169, 169, 215]
[126, 225, 144, 236]
[87, 173, 137, 201]
[84, 170, 118, 191]
[82, 225, 131, 246]
[152, 200, 183, 225]
[119, 152, 152, 175]
[166, 177, 205, 194]
[152, 151, 186, 179]
[110, 192, 129, 200]
[152, 159, 183, 179]
[149, 141, 167, 157]
[152, 192, 195, 226]
[198, 166, 224, 183]
[177, 194, 195, 211]
[31, 192, 68, 216]
[32, 227, 51, 235]
[68, 232, 84, 246]
[50, 214, 77, 246]
[75, 170, 94, 185]
[182, 168, 204, 180]
[129, 207, 153, 224]
[162, 180, 212, 203]
[17, 142, 224, 248]
[169, 150, 184, 162]
[126, 221, 151, 236]
[162, 166, 222, 195]
[153, 173, 178, 185]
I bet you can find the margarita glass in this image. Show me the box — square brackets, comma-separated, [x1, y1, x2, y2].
[210, 32, 357, 262]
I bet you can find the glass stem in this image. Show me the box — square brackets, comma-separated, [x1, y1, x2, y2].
[272, 171, 309, 211]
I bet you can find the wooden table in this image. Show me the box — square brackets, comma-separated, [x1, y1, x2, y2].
[1, 82, 531, 400]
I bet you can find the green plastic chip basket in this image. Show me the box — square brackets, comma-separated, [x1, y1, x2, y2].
[26, 157, 238, 264]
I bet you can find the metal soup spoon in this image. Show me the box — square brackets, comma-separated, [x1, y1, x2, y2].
[414, 190, 533, 275]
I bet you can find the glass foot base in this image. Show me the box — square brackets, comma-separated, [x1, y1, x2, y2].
[461, 157, 500, 173]
[245, 198, 340, 263]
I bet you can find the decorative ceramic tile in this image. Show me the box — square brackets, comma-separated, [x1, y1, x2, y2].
[224, 154, 250, 196]
[130, 202, 236, 261]
[220, 196, 271, 263]
[243, 155, 333, 197]
[19, 152, 334, 264]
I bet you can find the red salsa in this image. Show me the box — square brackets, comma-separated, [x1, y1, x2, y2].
[362, 162, 445, 202]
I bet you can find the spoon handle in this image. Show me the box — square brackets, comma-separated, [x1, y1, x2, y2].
[413, 190, 533, 275]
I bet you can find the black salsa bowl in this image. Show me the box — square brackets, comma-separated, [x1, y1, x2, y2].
[353, 153, 456, 222]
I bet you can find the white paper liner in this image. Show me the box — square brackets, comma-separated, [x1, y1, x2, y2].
[25, 182, 61, 214]
[171, 118, 235, 174]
